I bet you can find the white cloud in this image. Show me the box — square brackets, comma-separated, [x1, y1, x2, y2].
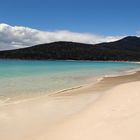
[136, 31, 140, 36]
[0, 23, 123, 50]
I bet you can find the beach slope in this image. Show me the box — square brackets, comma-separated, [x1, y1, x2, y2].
[45, 81, 140, 140]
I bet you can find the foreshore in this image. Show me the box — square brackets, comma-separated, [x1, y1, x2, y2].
[0, 71, 140, 140]
[45, 81, 140, 140]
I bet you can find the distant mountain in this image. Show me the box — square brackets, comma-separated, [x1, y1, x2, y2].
[0, 36, 140, 61]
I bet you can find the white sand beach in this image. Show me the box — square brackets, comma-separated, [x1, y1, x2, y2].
[45, 81, 140, 140]
[0, 72, 140, 140]
[0, 0, 140, 139]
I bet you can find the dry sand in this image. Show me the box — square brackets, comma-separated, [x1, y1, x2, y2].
[0, 71, 140, 140]
[45, 81, 140, 140]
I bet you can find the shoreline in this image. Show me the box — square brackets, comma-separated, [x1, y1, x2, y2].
[0, 69, 140, 140]
[50, 68, 140, 96]
[1, 66, 140, 106]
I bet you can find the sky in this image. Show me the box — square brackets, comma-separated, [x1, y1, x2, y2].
[0, 0, 140, 50]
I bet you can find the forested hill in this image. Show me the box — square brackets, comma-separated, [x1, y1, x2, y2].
[0, 36, 140, 61]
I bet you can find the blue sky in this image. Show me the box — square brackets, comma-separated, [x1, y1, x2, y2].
[0, 0, 140, 36]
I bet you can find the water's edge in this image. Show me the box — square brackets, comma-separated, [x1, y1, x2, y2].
[1, 66, 140, 107]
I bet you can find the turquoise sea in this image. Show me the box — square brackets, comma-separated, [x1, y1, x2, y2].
[0, 60, 140, 104]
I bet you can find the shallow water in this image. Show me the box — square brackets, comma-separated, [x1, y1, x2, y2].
[0, 60, 140, 103]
